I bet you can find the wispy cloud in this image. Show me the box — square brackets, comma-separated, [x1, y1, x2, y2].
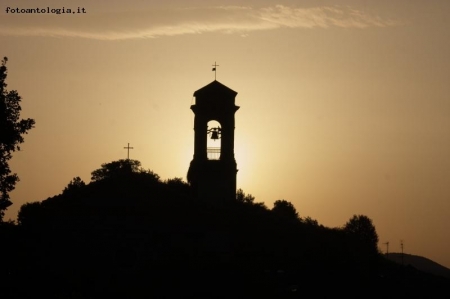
[0, 5, 400, 40]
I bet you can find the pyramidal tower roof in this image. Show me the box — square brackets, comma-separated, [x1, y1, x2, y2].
[193, 80, 237, 98]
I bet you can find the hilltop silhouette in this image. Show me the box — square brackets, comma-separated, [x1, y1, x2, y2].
[387, 252, 450, 280]
[0, 159, 448, 298]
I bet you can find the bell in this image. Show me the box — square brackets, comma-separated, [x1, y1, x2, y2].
[211, 131, 219, 140]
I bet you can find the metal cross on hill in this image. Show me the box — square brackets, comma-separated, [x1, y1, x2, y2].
[124, 143, 134, 160]
[212, 61, 219, 80]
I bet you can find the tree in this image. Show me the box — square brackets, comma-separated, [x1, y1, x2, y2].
[343, 214, 379, 252]
[0, 57, 35, 221]
[17, 201, 42, 227]
[302, 216, 319, 227]
[236, 188, 255, 204]
[91, 159, 142, 182]
[272, 199, 299, 222]
[62, 176, 86, 195]
[90, 159, 160, 183]
[165, 177, 189, 190]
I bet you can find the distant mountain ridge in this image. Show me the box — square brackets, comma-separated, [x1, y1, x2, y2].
[386, 252, 450, 279]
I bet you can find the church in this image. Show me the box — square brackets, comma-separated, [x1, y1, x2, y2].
[187, 79, 239, 203]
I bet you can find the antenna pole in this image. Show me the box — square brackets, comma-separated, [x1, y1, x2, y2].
[400, 240, 404, 266]
[384, 241, 389, 256]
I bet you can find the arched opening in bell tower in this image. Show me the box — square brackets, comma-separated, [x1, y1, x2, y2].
[207, 120, 221, 160]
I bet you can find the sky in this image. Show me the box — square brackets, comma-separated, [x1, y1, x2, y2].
[1, 0, 450, 268]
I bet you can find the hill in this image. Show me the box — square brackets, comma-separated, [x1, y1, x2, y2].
[387, 252, 450, 279]
[1, 160, 449, 298]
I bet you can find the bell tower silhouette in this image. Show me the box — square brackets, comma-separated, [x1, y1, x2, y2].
[187, 80, 239, 202]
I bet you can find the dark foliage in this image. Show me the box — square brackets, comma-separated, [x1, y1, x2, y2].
[0, 57, 35, 221]
[235, 188, 255, 204]
[5, 160, 450, 297]
[62, 176, 86, 195]
[90, 159, 155, 182]
[272, 199, 299, 222]
[344, 214, 379, 254]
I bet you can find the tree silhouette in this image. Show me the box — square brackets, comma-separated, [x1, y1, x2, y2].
[165, 177, 187, 187]
[272, 199, 299, 221]
[0, 57, 35, 221]
[236, 188, 255, 204]
[343, 214, 379, 252]
[17, 201, 41, 227]
[303, 216, 319, 227]
[165, 177, 190, 194]
[62, 176, 86, 195]
[91, 159, 142, 182]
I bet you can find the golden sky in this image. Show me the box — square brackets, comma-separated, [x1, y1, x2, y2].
[2, 0, 450, 268]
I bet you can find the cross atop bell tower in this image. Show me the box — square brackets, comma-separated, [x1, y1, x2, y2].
[212, 61, 219, 80]
[187, 80, 239, 202]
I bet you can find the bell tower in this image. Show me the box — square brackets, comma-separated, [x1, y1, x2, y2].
[187, 80, 239, 202]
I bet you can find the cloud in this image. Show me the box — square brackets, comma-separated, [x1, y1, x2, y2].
[258, 6, 399, 29]
[0, 5, 400, 40]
